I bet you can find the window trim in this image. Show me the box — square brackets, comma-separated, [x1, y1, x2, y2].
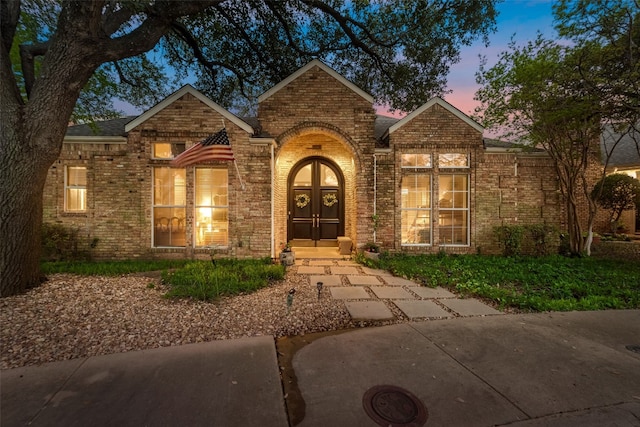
[400, 172, 432, 246]
[438, 173, 470, 247]
[438, 153, 469, 169]
[194, 167, 229, 248]
[401, 153, 432, 169]
[64, 165, 87, 213]
[151, 142, 186, 160]
[152, 167, 187, 248]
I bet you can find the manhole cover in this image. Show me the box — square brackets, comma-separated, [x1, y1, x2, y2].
[363, 385, 428, 427]
[626, 344, 640, 353]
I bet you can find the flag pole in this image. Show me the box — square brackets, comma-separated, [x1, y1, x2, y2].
[221, 118, 245, 191]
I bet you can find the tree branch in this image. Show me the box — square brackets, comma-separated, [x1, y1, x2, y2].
[1, 0, 20, 53]
[169, 21, 252, 99]
[264, 1, 324, 56]
[301, 0, 393, 77]
[19, 41, 49, 98]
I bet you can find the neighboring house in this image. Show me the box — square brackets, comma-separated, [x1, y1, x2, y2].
[43, 60, 564, 260]
[596, 126, 640, 233]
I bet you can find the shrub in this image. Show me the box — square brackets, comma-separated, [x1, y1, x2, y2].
[494, 225, 525, 256]
[41, 222, 90, 261]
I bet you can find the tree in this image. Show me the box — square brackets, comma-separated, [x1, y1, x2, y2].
[475, 38, 602, 256]
[1, 0, 498, 297]
[591, 173, 640, 232]
[475, 0, 640, 256]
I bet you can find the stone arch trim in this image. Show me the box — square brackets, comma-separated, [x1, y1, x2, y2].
[277, 121, 359, 158]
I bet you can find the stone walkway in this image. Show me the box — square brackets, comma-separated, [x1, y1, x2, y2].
[294, 258, 502, 321]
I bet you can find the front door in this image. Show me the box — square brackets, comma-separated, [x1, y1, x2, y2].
[288, 158, 344, 246]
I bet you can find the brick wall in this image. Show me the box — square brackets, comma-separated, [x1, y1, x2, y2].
[260, 64, 377, 248]
[43, 66, 568, 260]
[476, 152, 563, 254]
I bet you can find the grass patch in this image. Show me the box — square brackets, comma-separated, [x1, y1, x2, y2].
[41, 259, 193, 276]
[162, 257, 285, 301]
[370, 254, 640, 312]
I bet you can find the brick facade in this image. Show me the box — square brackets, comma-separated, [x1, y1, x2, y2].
[43, 60, 567, 259]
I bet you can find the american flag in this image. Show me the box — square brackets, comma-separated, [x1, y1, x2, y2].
[171, 128, 234, 167]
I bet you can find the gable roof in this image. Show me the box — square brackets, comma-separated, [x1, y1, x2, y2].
[257, 59, 374, 104]
[386, 97, 484, 136]
[601, 125, 640, 168]
[66, 116, 136, 137]
[124, 85, 254, 134]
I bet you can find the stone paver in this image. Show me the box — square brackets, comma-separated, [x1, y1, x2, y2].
[360, 267, 392, 276]
[407, 286, 456, 299]
[381, 276, 420, 287]
[439, 298, 503, 316]
[308, 260, 334, 266]
[344, 301, 395, 321]
[309, 275, 342, 287]
[330, 266, 359, 275]
[337, 260, 358, 266]
[369, 286, 415, 300]
[329, 287, 371, 300]
[393, 300, 453, 319]
[346, 275, 382, 286]
[297, 266, 326, 275]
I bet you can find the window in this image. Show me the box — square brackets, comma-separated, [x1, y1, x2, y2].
[153, 167, 186, 247]
[152, 142, 186, 159]
[195, 168, 228, 247]
[439, 153, 468, 168]
[401, 174, 431, 245]
[438, 174, 469, 245]
[401, 154, 432, 168]
[65, 166, 86, 212]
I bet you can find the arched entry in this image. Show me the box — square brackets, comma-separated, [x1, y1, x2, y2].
[288, 157, 344, 246]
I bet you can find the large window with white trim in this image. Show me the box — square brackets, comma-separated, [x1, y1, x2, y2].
[195, 168, 228, 247]
[64, 166, 87, 212]
[153, 167, 186, 247]
[438, 174, 469, 245]
[401, 174, 431, 245]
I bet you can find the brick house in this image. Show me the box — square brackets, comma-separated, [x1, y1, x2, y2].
[43, 60, 564, 260]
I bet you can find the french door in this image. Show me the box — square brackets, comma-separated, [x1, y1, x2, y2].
[288, 158, 344, 246]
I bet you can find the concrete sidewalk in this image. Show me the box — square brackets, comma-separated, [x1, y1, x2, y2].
[2, 310, 639, 426]
[293, 310, 640, 426]
[1, 337, 288, 427]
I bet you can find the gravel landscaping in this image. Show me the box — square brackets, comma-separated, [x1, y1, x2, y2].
[0, 269, 400, 370]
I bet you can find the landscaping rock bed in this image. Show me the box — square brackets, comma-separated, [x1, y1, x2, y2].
[0, 272, 358, 370]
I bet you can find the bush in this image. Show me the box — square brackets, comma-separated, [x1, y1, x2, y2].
[41, 222, 90, 261]
[494, 225, 525, 256]
[494, 224, 559, 257]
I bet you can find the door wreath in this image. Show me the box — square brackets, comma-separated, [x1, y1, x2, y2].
[323, 193, 338, 207]
[295, 194, 310, 208]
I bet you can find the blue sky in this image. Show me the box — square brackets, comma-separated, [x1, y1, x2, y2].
[443, 0, 557, 115]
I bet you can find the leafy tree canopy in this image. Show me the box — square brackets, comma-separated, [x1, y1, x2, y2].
[10, 0, 499, 120]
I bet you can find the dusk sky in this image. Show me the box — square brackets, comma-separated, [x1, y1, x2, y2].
[443, 0, 557, 116]
[116, 1, 559, 119]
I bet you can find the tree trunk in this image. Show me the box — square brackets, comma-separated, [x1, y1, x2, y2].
[0, 152, 49, 296]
